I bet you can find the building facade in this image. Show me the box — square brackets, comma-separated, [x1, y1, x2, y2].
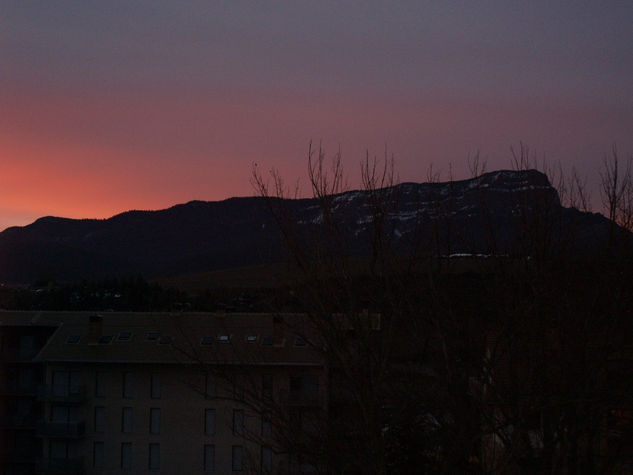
[0, 316, 57, 475]
[1, 311, 326, 475]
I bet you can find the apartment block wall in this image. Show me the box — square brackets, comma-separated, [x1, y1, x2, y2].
[0, 324, 56, 475]
[40, 362, 325, 474]
[1, 312, 327, 474]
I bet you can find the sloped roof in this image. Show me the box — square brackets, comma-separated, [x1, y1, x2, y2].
[1, 311, 323, 366]
[0, 310, 61, 327]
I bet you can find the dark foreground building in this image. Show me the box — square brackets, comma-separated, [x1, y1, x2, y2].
[1, 311, 325, 475]
[2, 304, 632, 474]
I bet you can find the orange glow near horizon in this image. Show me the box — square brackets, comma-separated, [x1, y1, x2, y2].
[0, 124, 254, 230]
[2, 85, 633, 232]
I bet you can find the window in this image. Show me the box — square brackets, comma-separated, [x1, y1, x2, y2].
[150, 408, 160, 434]
[233, 409, 244, 437]
[289, 409, 301, 432]
[49, 440, 69, 459]
[205, 409, 215, 436]
[205, 375, 216, 398]
[118, 331, 132, 341]
[233, 380, 244, 401]
[261, 446, 272, 474]
[148, 443, 160, 471]
[295, 336, 307, 347]
[262, 375, 273, 400]
[94, 407, 105, 433]
[18, 335, 35, 359]
[262, 336, 274, 346]
[16, 398, 30, 417]
[201, 336, 214, 346]
[232, 446, 244, 471]
[158, 336, 173, 345]
[93, 442, 104, 469]
[123, 372, 133, 398]
[121, 443, 132, 470]
[69, 371, 81, 394]
[371, 313, 381, 330]
[95, 372, 106, 397]
[18, 367, 33, 391]
[262, 414, 272, 438]
[305, 375, 319, 396]
[51, 405, 76, 422]
[65, 334, 81, 344]
[290, 376, 302, 393]
[217, 334, 230, 342]
[301, 411, 319, 435]
[52, 370, 81, 397]
[246, 335, 258, 343]
[204, 444, 215, 472]
[289, 375, 319, 402]
[122, 407, 133, 433]
[151, 373, 161, 399]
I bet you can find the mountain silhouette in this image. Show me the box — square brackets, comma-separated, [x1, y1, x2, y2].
[0, 170, 628, 284]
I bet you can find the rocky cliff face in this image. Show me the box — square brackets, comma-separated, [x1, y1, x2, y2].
[0, 170, 626, 284]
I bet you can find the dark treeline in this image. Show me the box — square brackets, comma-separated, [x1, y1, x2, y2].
[0, 277, 188, 312]
[0, 276, 294, 312]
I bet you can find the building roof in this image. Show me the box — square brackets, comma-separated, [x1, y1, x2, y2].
[1, 311, 323, 366]
[0, 310, 61, 327]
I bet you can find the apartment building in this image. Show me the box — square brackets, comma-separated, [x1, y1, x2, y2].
[1, 311, 326, 475]
[0, 314, 58, 475]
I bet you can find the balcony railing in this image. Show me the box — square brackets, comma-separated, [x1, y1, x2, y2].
[39, 456, 84, 474]
[36, 420, 85, 438]
[37, 385, 87, 403]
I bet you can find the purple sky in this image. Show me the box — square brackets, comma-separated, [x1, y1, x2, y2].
[2, 1, 633, 230]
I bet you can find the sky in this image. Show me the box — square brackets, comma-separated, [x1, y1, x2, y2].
[2, 1, 633, 231]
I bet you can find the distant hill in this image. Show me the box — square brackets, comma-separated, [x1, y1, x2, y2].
[0, 170, 629, 284]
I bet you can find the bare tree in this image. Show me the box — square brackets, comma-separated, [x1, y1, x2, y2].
[244, 143, 633, 474]
[600, 146, 633, 242]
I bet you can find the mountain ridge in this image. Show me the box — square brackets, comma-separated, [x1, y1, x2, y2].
[0, 169, 628, 284]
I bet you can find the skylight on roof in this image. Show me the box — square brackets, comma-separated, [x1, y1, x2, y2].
[98, 335, 113, 344]
[147, 331, 160, 341]
[158, 336, 173, 345]
[65, 334, 81, 344]
[118, 331, 132, 341]
[200, 336, 214, 346]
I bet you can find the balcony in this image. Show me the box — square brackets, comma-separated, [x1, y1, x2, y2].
[39, 456, 84, 474]
[0, 380, 39, 396]
[1, 453, 39, 471]
[0, 413, 38, 429]
[37, 385, 87, 404]
[36, 420, 85, 438]
[0, 348, 40, 362]
[280, 389, 322, 407]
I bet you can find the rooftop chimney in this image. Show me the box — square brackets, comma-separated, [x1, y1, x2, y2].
[89, 314, 103, 343]
[273, 315, 285, 346]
